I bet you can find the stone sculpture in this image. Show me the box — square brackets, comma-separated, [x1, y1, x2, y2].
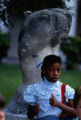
[5, 8, 72, 117]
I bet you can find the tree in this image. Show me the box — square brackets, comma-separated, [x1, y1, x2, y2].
[61, 36, 81, 69]
[0, 0, 67, 26]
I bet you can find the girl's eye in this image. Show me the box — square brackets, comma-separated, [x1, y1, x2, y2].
[48, 68, 61, 72]
[49, 68, 54, 72]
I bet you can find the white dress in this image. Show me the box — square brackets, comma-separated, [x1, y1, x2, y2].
[24, 78, 75, 119]
[73, 117, 79, 120]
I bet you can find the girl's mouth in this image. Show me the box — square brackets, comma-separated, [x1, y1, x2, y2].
[51, 77, 58, 81]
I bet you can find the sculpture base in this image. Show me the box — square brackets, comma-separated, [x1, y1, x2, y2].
[1, 57, 19, 64]
[4, 109, 28, 120]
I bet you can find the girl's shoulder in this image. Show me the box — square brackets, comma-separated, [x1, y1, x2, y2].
[26, 81, 44, 91]
[59, 82, 75, 94]
[65, 84, 75, 93]
[64, 84, 75, 101]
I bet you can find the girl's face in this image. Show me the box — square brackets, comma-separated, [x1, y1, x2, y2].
[77, 99, 81, 120]
[44, 63, 61, 82]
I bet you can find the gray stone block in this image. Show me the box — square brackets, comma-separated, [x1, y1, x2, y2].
[4, 111, 28, 120]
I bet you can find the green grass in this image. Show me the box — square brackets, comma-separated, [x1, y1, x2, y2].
[60, 70, 81, 90]
[0, 64, 22, 106]
[0, 64, 81, 106]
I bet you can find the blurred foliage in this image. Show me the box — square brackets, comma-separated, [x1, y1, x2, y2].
[6, 0, 66, 15]
[0, 0, 68, 26]
[61, 36, 81, 69]
[0, 30, 10, 46]
[0, 31, 10, 59]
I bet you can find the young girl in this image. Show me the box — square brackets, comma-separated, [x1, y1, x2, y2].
[24, 54, 77, 120]
[73, 86, 81, 120]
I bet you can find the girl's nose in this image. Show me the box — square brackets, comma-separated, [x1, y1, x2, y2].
[54, 70, 58, 75]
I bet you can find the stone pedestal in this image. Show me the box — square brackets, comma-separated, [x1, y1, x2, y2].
[4, 111, 27, 120]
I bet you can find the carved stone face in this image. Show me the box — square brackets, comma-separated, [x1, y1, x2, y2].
[18, 8, 72, 59]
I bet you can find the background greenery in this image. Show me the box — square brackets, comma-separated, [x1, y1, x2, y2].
[0, 0, 66, 26]
[0, 64, 81, 106]
[0, 64, 22, 106]
[0, 31, 10, 60]
[61, 36, 81, 69]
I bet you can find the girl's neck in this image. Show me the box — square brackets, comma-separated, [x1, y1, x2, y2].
[44, 77, 59, 83]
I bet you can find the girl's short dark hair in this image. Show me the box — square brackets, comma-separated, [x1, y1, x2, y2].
[41, 54, 62, 79]
[73, 85, 81, 108]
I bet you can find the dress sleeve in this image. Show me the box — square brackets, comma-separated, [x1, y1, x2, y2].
[24, 84, 36, 105]
[65, 85, 75, 102]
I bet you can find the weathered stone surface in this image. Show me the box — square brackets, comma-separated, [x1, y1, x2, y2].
[5, 8, 72, 119]
[18, 8, 71, 59]
[4, 109, 27, 120]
